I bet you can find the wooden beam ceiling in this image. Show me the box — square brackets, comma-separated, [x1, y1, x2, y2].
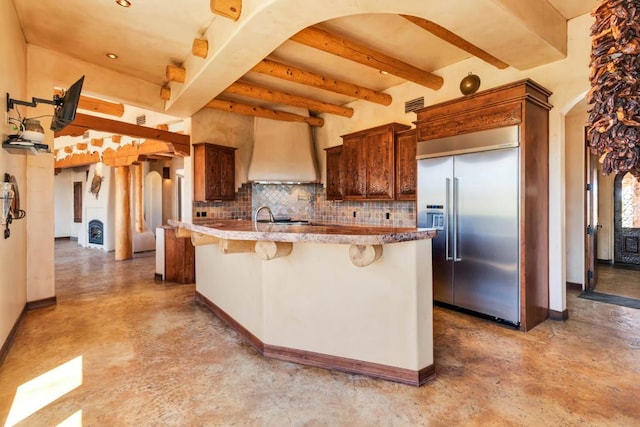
[251, 59, 392, 106]
[206, 99, 324, 126]
[223, 81, 354, 118]
[400, 15, 509, 69]
[54, 113, 190, 156]
[290, 26, 443, 90]
[54, 90, 125, 117]
[54, 152, 100, 168]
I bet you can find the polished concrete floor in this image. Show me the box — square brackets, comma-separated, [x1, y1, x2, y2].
[1, 240, 640, 426]
[594, 264, 640, 300]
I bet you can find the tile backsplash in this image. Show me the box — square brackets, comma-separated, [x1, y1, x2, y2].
[194, 183, 416, 227]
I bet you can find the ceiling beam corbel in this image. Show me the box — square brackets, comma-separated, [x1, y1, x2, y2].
[192, 38, 209, 58]
[166, 65, 186, 83]
[55, 151, 100, 169]
[400, 15, 509, 70]
[210, 0, 241, 20]
[54, 113, 189, 153]
[224, 81, 354, 118]
[290, 26, 443, 90]
[252, 59, 392, 106]
[206, 98, 324, 127]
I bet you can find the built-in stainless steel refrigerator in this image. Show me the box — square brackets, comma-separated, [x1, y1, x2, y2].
[417, 126, 520, 325]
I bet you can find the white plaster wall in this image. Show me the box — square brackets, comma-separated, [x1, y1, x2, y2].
[196, 245, 265, 338]
[190, 108, 253, 190]
[0, 0, 28, 346]
[196, 240, 433, 370]
[564, 111, 588, 285]
[54, 169, 73, 238]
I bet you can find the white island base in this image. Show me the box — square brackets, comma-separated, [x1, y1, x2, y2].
[194, 238, 434, 386]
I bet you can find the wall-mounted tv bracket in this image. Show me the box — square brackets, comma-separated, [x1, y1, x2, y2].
[6, 92, 62, 112]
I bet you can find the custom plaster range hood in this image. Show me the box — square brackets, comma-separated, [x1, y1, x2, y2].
[248, 107, 318, 183]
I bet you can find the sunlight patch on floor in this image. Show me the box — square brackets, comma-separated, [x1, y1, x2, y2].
[4, 356, 83, 427]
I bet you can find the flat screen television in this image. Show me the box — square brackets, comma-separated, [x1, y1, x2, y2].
[50, 75, 85, 132]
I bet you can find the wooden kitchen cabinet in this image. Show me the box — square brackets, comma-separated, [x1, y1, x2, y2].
[324, 145, 343, 200]
[193, 143, 236, 201]
[165, 228, 195, 284]
[340, 123, 410, 200]
[395, 129, 417, 201]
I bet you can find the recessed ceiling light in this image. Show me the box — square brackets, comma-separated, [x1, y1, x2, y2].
[115, 0, 131, 7]
[379, 70, 389, 75]
[106, 53, 118, 59]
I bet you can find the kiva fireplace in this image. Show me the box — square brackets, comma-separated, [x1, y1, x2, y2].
[88, 219, 103, 245]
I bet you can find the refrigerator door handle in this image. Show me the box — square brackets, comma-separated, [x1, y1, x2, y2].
[445, 178, 452, 261]
[454, 177, 462, 262]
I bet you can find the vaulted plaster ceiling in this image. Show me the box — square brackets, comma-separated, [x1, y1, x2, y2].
[13, 0, 599, 120]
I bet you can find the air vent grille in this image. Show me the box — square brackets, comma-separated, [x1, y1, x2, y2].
[405, 97, 424, 113]
[136, 115, 146, 125]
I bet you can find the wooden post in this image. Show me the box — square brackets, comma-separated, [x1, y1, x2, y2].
[134, 163, 144, 233]
[115, 166, 133, 260]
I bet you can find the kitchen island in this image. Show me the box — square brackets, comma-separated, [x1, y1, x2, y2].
[169, 219, 437, 386]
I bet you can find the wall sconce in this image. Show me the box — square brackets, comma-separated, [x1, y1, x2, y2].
[162, 167, 171, 180]
[1, 181, 14, 239]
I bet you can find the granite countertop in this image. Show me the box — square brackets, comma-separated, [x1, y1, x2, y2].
[168, 219, 437, 245]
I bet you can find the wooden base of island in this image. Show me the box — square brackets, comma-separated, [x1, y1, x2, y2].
[194, 239, 435, 386]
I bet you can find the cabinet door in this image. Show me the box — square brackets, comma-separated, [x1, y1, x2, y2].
[342, 136, 367, 199]
[219, 148, 235, 200]
[395, 130, 417, 200]
[365, 131, 394, 200]
[325, 146, 343, 200]
[204, 146, 222, 200]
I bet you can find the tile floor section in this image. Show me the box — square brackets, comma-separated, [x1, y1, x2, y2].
[1, 240, 639, 425]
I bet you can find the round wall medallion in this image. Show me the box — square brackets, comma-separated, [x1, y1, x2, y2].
[460, 73, 481, 95]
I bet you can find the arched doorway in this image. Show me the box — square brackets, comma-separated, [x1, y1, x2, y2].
[614, 172, 640, 266]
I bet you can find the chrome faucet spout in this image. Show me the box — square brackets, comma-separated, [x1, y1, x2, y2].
[254, 205, 274, 223]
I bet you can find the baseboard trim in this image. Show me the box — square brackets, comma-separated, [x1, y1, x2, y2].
[194, 291, 264, 354]
[54, 236, 71, 240]
[264, 344, 435, 386]
[194, 290, 433, 386]
[154, 273, 164, 281]
[597, 259, 613, 265]
[0, 305, 27, 367]
[566, 282, 582, 291]
[26, 296, 57, 310]
[549, 308, 569, 321]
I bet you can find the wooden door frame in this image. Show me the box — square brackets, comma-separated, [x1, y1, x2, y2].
[584, 129, 599, 291]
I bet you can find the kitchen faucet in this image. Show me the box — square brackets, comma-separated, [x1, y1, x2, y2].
[254, 205, 275, 223]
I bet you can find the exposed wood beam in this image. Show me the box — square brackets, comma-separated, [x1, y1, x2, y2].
[291, 26, 443, 90]
[54, 113, 190, 155]
[206, 99, 324, 127]
[160, 86, 171, 101]
[55, 125, 86, 138]
[102, 145, 140, 167]
[111, 135, 122, 144]
[192, 38, 209, 58]
[63, 146, 73, 153]
[210, 0, 241, 20]
[54, 90, 125, 117]
[91, 138, 103, 147]
[400, 15, 509, 70]
[76, 142, 88, 150]
[55, 152, 100, 169]
[224, 81, 354, 118]
[166, 65, 186, 83]
[252, 59, 392, 106]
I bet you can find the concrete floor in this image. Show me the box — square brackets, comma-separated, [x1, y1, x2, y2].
[1, 239, 639, 426]
[595, 264, 640, 300]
